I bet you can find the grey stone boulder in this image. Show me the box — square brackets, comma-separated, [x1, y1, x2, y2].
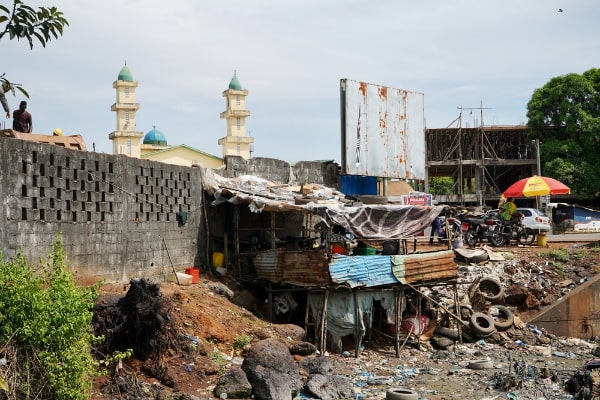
[156, 392, 204, 400]
[289, 341, 317, 356]
[431, 335, 456, 350]
[213, 367, 252, 399]
[304, 374, 354, 400]
[299, 356, 333, 375]
[241, 338, 301, 400]
[273, 324, 305, 341]
[205, 281, 234, 299]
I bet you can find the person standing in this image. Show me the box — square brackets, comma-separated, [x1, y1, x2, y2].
[429, 216, 443, 244]
[13, 100, 32, 133]
[0, 83, 10, 119]
[500, 197, 517, 221]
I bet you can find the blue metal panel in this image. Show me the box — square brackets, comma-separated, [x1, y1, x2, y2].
[553, 206, 574, 224]
[340, 175, 378, 196]
[329, 254, 398, 288]
[573, 207, 600, 223]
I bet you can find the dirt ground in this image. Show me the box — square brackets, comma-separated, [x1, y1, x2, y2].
[89, 239, 600, 399]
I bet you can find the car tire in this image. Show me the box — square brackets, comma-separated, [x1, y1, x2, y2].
[468, 359, 494, 370]
[386, 388, 419, 400]
[490, 305, 514, 331]
[434, 326, 460, 340]
[477, 277, 504, 304]
[469, 312, 496, 337]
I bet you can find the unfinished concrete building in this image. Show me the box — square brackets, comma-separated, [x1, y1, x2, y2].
[425, 125, 539, 206]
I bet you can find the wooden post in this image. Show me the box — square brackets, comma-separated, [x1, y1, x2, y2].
[354, 290, 360, 357]
[268, 283, 273, 322]
[270, 212, 276, 249]
[319, 290, 329, 355]
[234, 206, 240, 277]
[454, 282, 463, 344]
[304, 294, 311, 342]
[416, 290, 422, 347]
[394, 287, 401, 357]
[223, 233, 228, 272]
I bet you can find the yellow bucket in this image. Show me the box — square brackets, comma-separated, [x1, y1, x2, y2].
[212, 252, 224, 268]
[537, 233, 547, 246]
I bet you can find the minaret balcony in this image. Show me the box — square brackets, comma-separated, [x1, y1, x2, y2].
[220, 110, 251, 118]
[111, 103, 140, 111]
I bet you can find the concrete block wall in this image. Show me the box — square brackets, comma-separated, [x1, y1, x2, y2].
[223, 156, 339, 188]
[0, 137, 204, 283]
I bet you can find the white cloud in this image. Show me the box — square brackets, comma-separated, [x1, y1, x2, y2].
[2, 0, 598, 161]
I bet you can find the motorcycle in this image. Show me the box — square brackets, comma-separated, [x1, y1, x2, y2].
[489, 212, 535, 247]
[437, 207, 465, 245]
[461, 209, 500, 247]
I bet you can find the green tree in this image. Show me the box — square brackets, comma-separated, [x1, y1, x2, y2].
[527, 68, 600, 199]
[428, 176, 454, 195]
[0, 0, 69, 96]
[0, 237, 99, 399]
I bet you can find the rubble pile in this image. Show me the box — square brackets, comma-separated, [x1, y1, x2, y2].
[88, 241, 600, 400]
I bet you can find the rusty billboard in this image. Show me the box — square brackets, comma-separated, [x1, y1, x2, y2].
[340, 79, 425, 179]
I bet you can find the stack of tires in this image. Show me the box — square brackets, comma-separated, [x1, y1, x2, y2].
[469, 277, 514, 337]
[434, 277, 515, 342]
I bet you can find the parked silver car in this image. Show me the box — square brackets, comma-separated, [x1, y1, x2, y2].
[516, 208, 551, 232]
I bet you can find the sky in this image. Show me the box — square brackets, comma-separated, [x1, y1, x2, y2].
[1, 1, 599, 163]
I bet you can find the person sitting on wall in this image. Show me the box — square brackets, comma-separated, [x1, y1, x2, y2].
[13, 100, 32, 133]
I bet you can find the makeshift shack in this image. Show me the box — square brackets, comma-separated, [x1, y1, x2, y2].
[201, 168, 460, 356]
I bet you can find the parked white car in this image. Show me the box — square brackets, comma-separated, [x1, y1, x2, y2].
[516, 208, 551, 233]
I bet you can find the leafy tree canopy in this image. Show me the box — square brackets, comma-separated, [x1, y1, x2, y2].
[0, 0, 68, 97]
[527, 68, 600, 199]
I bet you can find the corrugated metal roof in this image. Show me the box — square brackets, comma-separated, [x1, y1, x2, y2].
[391, 250, 457, 284]
[252, 248, 330, 285]
[329, 254, 397, 288]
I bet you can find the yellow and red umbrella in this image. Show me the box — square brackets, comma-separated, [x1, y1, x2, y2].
[502, 175, 570, 198]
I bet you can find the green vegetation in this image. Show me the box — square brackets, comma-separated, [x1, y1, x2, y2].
[428, 177, 454, 195]
[98, 348, 133, 377]
[233, 333, 253, 351]
[574, 249, 587, 259]
[553, 262, 567, 279]
[1, 1, 69, 96]
[549, 248, 570, 262]
[0, 236, 100, 399]
[539, 247, 569, 263]
[527, 68, 600, 199]
[538, 247, 570, 278]
[209, 350, 228, 372]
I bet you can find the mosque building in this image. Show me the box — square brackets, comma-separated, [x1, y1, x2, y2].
[108, 65, 253, 168]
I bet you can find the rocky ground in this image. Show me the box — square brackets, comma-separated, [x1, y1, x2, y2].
[89, 239, 600, 400]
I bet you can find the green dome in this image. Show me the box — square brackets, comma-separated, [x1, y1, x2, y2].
[118, 65, 133, 82]
[228, 71, 243, 90]
[143, 127, 167, 146]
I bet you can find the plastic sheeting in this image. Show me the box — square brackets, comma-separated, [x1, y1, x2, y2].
[312, 204, 444, 239]
[307, 290, 404, 353]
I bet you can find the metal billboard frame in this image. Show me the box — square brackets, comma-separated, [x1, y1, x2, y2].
[340, 78, 425, 179]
